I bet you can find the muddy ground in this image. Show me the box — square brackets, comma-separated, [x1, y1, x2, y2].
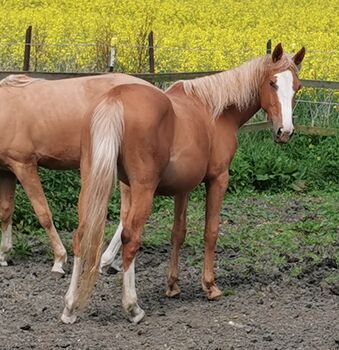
[1, 246, 338, 350]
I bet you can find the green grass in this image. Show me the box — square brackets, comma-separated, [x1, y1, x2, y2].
[139, 190, 339, 279]
[68, 188, 338, 284]
[10, 187, 339, 287]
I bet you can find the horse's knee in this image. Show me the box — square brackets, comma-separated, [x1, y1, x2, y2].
[37, 212, 53, 230]
[171, 227, 186, 247]
[204, 229, 219, 248]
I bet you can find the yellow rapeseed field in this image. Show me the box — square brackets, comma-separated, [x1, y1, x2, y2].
[0, 0, 338, 79]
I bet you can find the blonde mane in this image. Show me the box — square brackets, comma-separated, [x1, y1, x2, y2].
[168, 54, 298, 118]
[0, 74, 44, 88]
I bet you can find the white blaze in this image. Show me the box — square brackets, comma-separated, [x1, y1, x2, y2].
[275, 70, 295, 134]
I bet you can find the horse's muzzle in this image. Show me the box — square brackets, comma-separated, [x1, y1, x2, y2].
[274, 128, 293, 144]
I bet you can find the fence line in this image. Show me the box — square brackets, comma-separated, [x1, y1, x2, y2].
[0, 71, 338, 90]
[0, 42, 338, 55]
[0, 70, 337, 137]
[1, 27, 338, 74]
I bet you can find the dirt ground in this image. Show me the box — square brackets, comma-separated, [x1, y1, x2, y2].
[1, 246, 338, 350]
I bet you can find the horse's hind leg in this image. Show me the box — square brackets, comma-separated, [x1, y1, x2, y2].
[9, 161, 67, 274]
[121, 182, 156, 324]
[166, 192, 188, 297]
[0, 171, 16, 266]
[99, 182, 131, 272]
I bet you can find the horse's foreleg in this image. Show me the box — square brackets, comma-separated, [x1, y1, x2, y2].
[0, 171, 16, 266]
[166, 192, 188, 297]
[9, 162, 67, 274]
[100, 182, 131, 272]
[121, 183, 155, 324]
[202, 171, 229, 300]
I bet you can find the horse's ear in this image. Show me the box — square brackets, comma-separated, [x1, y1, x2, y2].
[292, 47, 306, 67]
[272, 43, 283, 63]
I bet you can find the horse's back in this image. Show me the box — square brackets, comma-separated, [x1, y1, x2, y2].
[0, 74, 154, 169]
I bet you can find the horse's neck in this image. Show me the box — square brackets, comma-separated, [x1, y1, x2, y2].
[238, 100, 261, 127]
[221, 99, 261, 129]
[167, 82, 261, 128]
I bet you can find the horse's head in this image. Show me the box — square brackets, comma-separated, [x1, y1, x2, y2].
[259, 43, 305, 144]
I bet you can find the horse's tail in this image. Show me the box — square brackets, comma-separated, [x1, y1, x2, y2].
[75, 95, 124, 311]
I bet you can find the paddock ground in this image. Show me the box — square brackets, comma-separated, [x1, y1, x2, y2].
[1, 251, 338, 349]
[1, 192, 338, 350]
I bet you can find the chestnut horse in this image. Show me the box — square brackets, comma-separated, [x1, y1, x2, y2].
[61, 44, 305, 324]
[0, 73, 153, 273]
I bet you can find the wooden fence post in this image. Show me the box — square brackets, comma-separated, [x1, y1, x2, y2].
[23, 26, 32, 71]
[148, 31, 155, 73]
[266, 39, 272, 54]
[108, 47, 116, 72]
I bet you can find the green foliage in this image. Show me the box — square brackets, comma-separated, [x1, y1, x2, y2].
[13, 169, 121, 235]
[229, 132, 339, 193]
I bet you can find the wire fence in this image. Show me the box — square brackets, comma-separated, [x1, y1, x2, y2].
[0, 27, 338, 76]
[0, 41, 338, 54]
[0, 26, 337, 135]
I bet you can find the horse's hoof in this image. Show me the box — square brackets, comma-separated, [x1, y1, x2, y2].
[52, 260, 65, 275]
[110, 260, 122, 272]
[0, 260, 8, 267]
[207, 286, 223, 301]
[100, 259, 121, 274]
[61, 309, 77, 324]
[202, 281, 223, 300]
[130, 309, 145, 324]
[125, 304, 145, 324]
[166, 284, 181, 298]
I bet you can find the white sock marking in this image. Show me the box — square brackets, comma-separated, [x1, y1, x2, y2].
[0, 224, 12, 263]
[123, 258, 137, 307]
[64, 256, 82, 309]
[100, 221, 123, 270]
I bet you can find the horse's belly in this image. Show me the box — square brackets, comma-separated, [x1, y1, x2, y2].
[157, 157, 207, 196]
[37, 146, 80, 170]
[38, 158, 80, 170]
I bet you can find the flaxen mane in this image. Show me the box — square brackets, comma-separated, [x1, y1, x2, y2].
[0, 74, 43, 88]
[168, 54, 298, 118]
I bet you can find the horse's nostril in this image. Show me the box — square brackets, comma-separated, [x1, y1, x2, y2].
[277, 128, 283, 136]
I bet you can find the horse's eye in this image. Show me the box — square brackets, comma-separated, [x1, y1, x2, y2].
[269, 81, 278, 90]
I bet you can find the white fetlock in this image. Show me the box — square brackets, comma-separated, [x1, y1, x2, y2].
[61, 307, 77, 324]
[0, 247, 10, 266]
